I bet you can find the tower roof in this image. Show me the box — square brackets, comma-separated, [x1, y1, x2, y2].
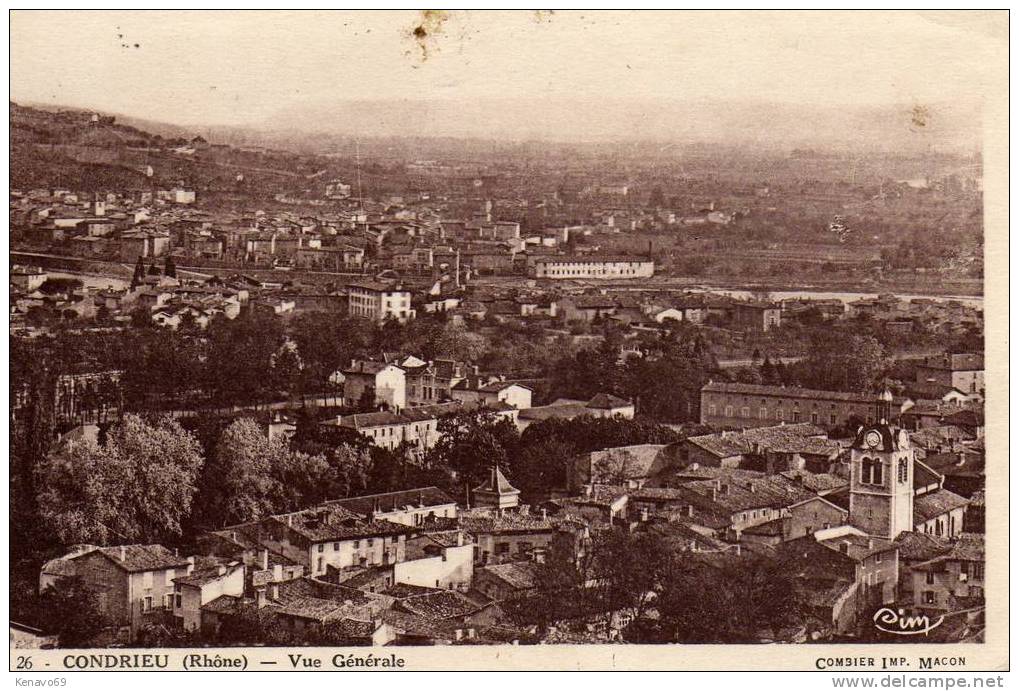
[473, 465, 519, 497]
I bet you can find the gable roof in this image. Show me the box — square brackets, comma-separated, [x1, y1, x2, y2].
[326, 487, 456, 516]
[587, 393, 632, 409]
[80, 545, 191, 573]
[913, 488, 970, 523]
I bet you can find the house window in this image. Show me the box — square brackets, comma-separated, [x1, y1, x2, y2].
[924, 591, 937, 605]
[142, 596, 153, 612]
[759, 407, 768, 419]
[333, 542, 340, 550]
[926, 572, 936, 585]
[317, 557, 324, 572]
[811, 412, 819, 424]
[898, 458, 908, 484]
[163, 593, 173, 609]
[741, 407, 750, 418]
[368, 539, 374, 546]
[317, 544, 324, 553]
[175, 594, 182, 608]
[830, 414, 837, 425]
[495, 542, 510, 555]
[724, 406, 734, 417]
[875, 553, 882, 564]
[708, 405, 717, 416]
[353, 540, 360, 548]
[972, 563, 984, 579]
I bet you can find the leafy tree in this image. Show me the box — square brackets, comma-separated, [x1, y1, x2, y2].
[130, 257, 145, 289]
[32, 578, 110, 647]
[38, 277, 83, 298]
[204, 312, 286, 405]
[269, 339, 304, 397]
[510, 437, 577, 502]
[35, 414, 203, 545]
[786, 331, 888, 392]
[129, 306, 153, 329]
[428, 411, 519, 489]
[430, 321, 487, 362]
[593, 528, 676, 625]
[653, 553, 807, 643]
[270, 447, 337, 512]
[198, 418, 281, 527]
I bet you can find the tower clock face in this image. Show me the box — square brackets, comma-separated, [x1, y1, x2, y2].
[865, 430, 882, 448]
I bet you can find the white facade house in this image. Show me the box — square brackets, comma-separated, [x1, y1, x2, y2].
[347, 281, 415, 323]
[533, 256, 654, 279]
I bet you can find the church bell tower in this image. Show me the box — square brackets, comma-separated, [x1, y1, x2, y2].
[849, 390, 915, 540]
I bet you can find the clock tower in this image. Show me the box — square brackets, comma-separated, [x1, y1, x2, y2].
[849, 391, 915, 540]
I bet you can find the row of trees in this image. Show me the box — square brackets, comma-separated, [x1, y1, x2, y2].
[502, 527, 810, 643]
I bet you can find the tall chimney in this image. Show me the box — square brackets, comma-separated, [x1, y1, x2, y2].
[119, 545, 126, 561]
[260, 548, 269, 570]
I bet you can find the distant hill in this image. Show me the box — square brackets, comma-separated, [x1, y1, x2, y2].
[9, 102, 332, 195]
[257, 98, 982, 155]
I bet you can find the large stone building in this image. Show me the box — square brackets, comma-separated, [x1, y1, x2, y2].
[699, 382, 912, 431]
[532, 255, 654, 279]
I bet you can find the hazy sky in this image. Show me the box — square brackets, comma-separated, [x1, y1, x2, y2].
[10, 10, 1006, 128]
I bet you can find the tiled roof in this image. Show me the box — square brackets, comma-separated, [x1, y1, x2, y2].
[517, 403, 591, 421]
[473, 466, 519, 496]
[586, 393, 632, 409]
[453, 509, 584, 535]
[684, 423, 834, 460]
[923, 451, 984, 478]
[275, 505, 417, 542]
[326, 487, 455, 517]
[477, 561, 540, 591]
[588, 444, 671, 481]
[913, 489, 970, 523]
[174, 560, 240, 588]
[702, 382, 899, 405]
[778, 470, 848, 494]
[914, 460, 944, 491]
[681, 475, 816, 513]
[912, 533, 984, 571]
[382, 583, 443, 600]
[894, 531, 951, 562]
[201, 594, 245, 614]
[815, 533, 896, 561]
[85, 545, 191, 573]
[398, 590, 481, 619]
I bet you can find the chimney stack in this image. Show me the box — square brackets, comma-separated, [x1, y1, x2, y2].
[270, 583, 280, 601]
[255, 588, 267, 608]
[119, 545, 126, 561]
[260, 549, 269, 570]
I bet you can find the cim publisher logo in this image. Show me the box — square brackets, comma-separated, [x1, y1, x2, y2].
[873, 607, 945, 636]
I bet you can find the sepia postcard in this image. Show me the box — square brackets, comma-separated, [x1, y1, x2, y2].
[7, 9, 1009, 674]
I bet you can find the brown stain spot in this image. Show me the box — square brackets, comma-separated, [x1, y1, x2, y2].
[408, 10, 450, 62]
[911, 104, 930, 129]
[533, 10, 555, 23]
